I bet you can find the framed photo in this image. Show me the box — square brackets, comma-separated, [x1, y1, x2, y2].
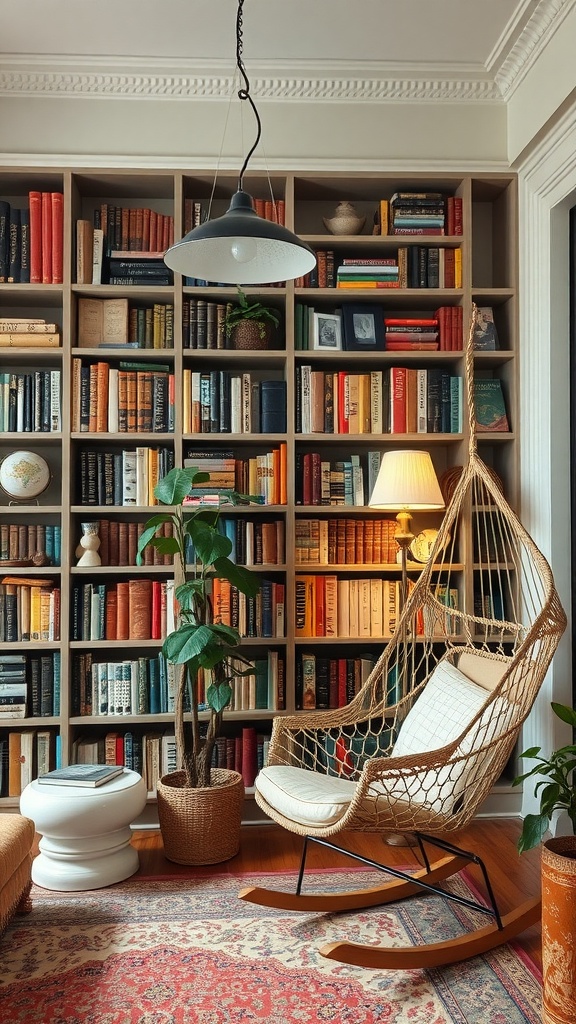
[342, 304, 384, 351]
[312, 311, 342, 351]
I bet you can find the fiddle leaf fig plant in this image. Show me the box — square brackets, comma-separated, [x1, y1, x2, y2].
[136, 466, 261, 789]
[225, 287, 280, 341]
[513, 701, 576, 853]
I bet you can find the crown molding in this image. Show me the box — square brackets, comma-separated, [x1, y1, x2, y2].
[493, 0, 576, 97]
[1, 0, 571, 105]
[0, 56, 501, 104]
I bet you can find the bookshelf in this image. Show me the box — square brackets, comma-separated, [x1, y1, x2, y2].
[0, 168, 518, 814]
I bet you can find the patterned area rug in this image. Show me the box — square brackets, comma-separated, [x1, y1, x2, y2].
[0, 870, 541, 1024]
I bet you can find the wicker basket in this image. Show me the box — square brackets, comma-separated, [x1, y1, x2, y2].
[156, 768, 245, 865]
[229, 320, 272, 350]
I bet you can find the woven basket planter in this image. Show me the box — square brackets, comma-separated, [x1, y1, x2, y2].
[228, 320, 273, 350]
[157, 768, 245, 865]
[542, 835, 576, 1024]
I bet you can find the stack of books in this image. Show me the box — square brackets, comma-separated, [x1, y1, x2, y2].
[389, 192, 445, 235]
[0, 316, 60, 349]
[336, 258, 399, 289]
[106, 250, 173, 287]
[384, 315, 439, 351]
[183, 451, 237, 496]
[0, 654, 27, 720]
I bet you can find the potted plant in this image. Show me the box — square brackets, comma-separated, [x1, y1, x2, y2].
[137, 466, 261, 865]
[225, 287, 280, 350]
[513, 701, 576, 1024]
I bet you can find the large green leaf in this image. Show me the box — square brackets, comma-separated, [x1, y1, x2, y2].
[188, 519, 232, 564]
[213, 557, 260, 597]
[163, 623, 215, 663]
[154, 467, 209, 506]
[517, 812, 550, 853]
[207, 680, 232, 713]
[551, 702, 576, 728]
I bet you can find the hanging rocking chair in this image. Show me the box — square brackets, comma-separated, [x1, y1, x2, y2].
[239, 307, 567, 969]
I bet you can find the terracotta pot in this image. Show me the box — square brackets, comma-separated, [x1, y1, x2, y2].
[229, 320, 273, 350]
[542, 835, 576, 1024]
[156, 768, 245, 865]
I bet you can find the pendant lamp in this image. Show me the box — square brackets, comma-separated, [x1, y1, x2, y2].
[163, 0, 317, 285]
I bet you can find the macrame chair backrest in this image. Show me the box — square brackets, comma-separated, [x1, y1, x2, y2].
[263, 306, 567, 838]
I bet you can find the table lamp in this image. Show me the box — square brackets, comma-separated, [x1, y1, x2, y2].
[368, 450, 445, 607]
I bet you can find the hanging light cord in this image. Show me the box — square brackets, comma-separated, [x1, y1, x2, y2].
[235, 0, 261, 191]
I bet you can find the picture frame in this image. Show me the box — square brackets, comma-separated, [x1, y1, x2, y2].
[312, 311, 343, 351]
[342, 304, 384, 351]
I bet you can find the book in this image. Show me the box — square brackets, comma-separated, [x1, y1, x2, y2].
[474, 378, 510, 432]
[473, 307, 500, 350]
[37, 763, 125, 787]
[78, 298, 129, 347]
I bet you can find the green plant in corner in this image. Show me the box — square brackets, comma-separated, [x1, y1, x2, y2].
[225, 287, 280, 341]
[136, 466, 261, 789]
[513, 701, 576, 852]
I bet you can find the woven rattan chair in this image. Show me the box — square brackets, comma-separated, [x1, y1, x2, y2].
[240, 310, 567, 969]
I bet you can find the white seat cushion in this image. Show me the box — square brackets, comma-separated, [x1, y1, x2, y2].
[256, 764, 357, 827]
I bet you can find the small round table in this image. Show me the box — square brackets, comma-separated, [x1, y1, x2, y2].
[20, 769, 147, 891]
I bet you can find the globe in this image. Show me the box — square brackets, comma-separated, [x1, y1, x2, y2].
[0, 450, 51, 500]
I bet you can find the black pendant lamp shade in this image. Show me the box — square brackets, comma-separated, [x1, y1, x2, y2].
[162, 0, 317, 286]
[163, 189, 316, 284]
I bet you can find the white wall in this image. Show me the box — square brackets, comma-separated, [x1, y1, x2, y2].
[0, 93, 509, 169]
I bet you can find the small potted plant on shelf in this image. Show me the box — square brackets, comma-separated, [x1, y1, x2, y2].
[137, 466, 261, 866]
[513, 701, 576, 1024]
[225, 287, 280, 350]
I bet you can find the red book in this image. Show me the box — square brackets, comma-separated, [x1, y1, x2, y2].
[390, 367, 407, 433]
[385, 341, 439, 351]
[105, 585, 118, 641]
[241, 727, 258, 788]
[51, 193, 64, 284]
[41, 192, 52, 284]
[149, 211, 158, 253]
[454, 197, 463, 236]
[28, 191, 42, 284]
[116, 735, 125, 765]
[337, 373, 349, 433]
[315, 575, 326, 637]
[151, 580, 162, 640]
[384, 317, 437, 326]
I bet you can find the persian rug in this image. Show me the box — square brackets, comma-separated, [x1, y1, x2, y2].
[0, 869, 541, 1024]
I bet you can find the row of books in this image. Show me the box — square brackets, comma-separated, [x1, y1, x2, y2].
[182, 445, 288, 507]
[335, 248, 462, 290]
[77, 297, 174, 350]
[0, 653, 60, 719]
[71, 578, 176, 642]
[91, 518, 173, 567]
[0, 369, 61, 434]
[0, 192, 63, 285]
[295, 575, 460, 640]
[212, 578, 285, 639]
[0, 523, 61, 566]
[182, 371, 286, 434]
[183, 297, 232, 350]
[295, 452, 369, 507]
[374, 194, 463, 237]
[0, 578, 60, 643]
[1, 729, 59, 797]
[184, 196, 285, 233]
[295, 575, 401, 639]
[296, 365, 462, 435]
[297, 653, 377, 710]
[71, 359, 175, 434]
[295, 517, 399, 565]
[78, 445, 175, 506]
[188, 517, 286, 568]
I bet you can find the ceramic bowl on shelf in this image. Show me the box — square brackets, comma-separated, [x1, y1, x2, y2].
[0, 450, 51, 500]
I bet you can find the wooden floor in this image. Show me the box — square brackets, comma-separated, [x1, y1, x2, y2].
[128, 816, 543, 970]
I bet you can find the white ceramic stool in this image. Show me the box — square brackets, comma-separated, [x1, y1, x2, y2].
[20, 768, 147, 891]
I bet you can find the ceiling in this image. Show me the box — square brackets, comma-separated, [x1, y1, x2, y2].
[0, 0, 547, 100]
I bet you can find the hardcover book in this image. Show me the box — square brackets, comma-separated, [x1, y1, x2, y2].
[37, 764, 124, 787]
[473, 307, 500, 351]
[474, 379, 510, 432]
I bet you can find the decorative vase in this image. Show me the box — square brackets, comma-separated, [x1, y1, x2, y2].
[323, 201, 366, 236]
[76, 521, 102, 566]
[229, 320, 273, 350]
[156, 768, 245, 865]
[541, 835, 576, 1024]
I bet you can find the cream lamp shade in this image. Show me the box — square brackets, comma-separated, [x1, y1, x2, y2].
[368, 450, 445, 511]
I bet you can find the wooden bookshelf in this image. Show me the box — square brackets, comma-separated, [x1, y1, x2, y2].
[0, 168, 518, 811]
